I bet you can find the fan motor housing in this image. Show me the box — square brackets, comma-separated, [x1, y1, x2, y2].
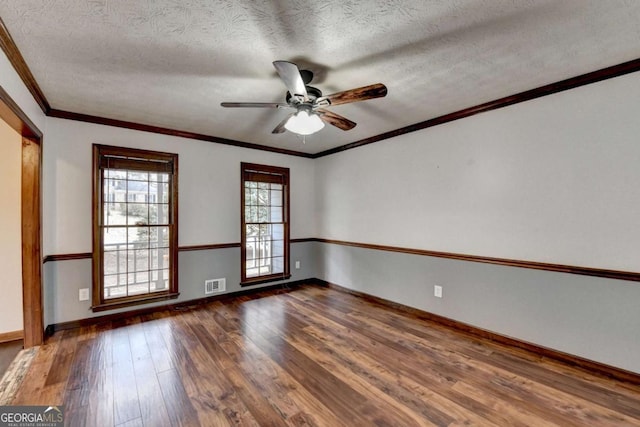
[286, 86, 323, 103]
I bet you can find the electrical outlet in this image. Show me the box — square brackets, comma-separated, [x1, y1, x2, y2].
[295, 261, 300, 269]
[79, 288, 89, 301]
[434, 285, 443, 298]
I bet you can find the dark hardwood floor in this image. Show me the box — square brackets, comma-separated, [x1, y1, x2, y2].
[10, 284, 640, 426]
[0, 339, 23, 378]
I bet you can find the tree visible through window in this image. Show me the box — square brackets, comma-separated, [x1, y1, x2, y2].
[241, 163, 290, 285]
[92, 145, 178, 311]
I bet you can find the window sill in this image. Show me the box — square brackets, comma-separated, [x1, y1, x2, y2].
[240, 274, 292, 287]
[92, 292, 180, 312]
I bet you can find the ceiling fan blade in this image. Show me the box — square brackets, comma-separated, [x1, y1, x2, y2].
[273, 61, 308, 100]
[272, 113, 295, 134]
[221, 102, 287, 108]
[317, 108, 357, 131]
[324, 83, 387, 106]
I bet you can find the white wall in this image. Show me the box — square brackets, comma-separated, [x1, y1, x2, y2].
[0, 119, 23, 334]
[316, 71, 640, 272]
[43, 118, 316, 256]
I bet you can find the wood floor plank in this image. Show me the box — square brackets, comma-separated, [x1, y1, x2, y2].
[133, 355, 172, 427]
[296, 290, 576, 425]
[230, 304, 426, 426]
[157, 368, 200, 427]
[64, 337, 95, 426]
[85, 361, 114, 427]
[186, 309, 297, 426]
[11, 331, 64, 405]
[237, 295, 445, 426]
[140, 316, 175, 373]
[336, 293, 640, 415]
[44, 329, 78, 387]
[126, 317, 150, 362]
[173, 311, 261, 426]
[0, 339, 23, 378]
[162, 312, 262, 426]
[336, 302, 601, 425]
[282, 292, 538, 426]
[116, 418, 143, 427]
[335, 290, 635, 424]
[290, 286, 640, 425]
[112, 351, 141, 425]
[196, 311, 348, 426]
[8, 283, 640, 426]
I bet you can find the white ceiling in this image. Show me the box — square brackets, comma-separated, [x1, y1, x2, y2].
[1, 0, 640, 154]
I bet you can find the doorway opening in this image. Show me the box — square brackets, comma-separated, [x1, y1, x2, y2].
[0, 86, 43, 348]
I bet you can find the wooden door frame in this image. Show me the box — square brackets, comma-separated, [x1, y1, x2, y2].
[0, 86, 43, 347]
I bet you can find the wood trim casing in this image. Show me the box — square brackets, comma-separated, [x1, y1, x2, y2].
[0, 330, 23, 343]
[21, 137, 44, 347]
[290, 237, 317, 244]
[91, 144, 179, 312]
[42, 246, 240, 263]
[0, 17, 50, 114]
[319, 280, 640, 386]
[180, 239, 312, 250]
[41, 238, 640, 283]
[314, 238, 640, 283]
[43, 239, 313, 263]
[240, 162, 291, 286]
[91, 292, 180, 312]
[0, 86, 42, 139]
[43, 252, 93, 263]
[178, 242, 240, 252]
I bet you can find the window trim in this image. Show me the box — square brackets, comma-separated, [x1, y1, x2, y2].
[240, 162, 291, 286]
[92, 144, 179, 311]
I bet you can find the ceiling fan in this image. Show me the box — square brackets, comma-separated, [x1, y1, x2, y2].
[221, 61, 387, 136]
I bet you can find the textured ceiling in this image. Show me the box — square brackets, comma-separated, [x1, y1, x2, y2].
[1, 0, 640, 154]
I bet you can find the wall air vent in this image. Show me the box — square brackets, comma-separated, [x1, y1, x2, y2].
[205, 278, 226, 295]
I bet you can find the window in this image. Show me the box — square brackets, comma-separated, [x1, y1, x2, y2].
[92, 145, 179, 311]
[241, 163, 290, 285]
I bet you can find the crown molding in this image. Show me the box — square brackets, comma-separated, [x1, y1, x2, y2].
[0, 17, 50, 114]
[312, 57, 640, 158]
[48, 109, 314, 158]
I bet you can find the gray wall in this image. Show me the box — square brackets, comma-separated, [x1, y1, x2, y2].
[43, 241, 319, 326]
[317, 242, 640, 374]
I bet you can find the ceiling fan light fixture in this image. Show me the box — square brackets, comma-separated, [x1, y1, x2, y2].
[284, 110, 325, 135]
